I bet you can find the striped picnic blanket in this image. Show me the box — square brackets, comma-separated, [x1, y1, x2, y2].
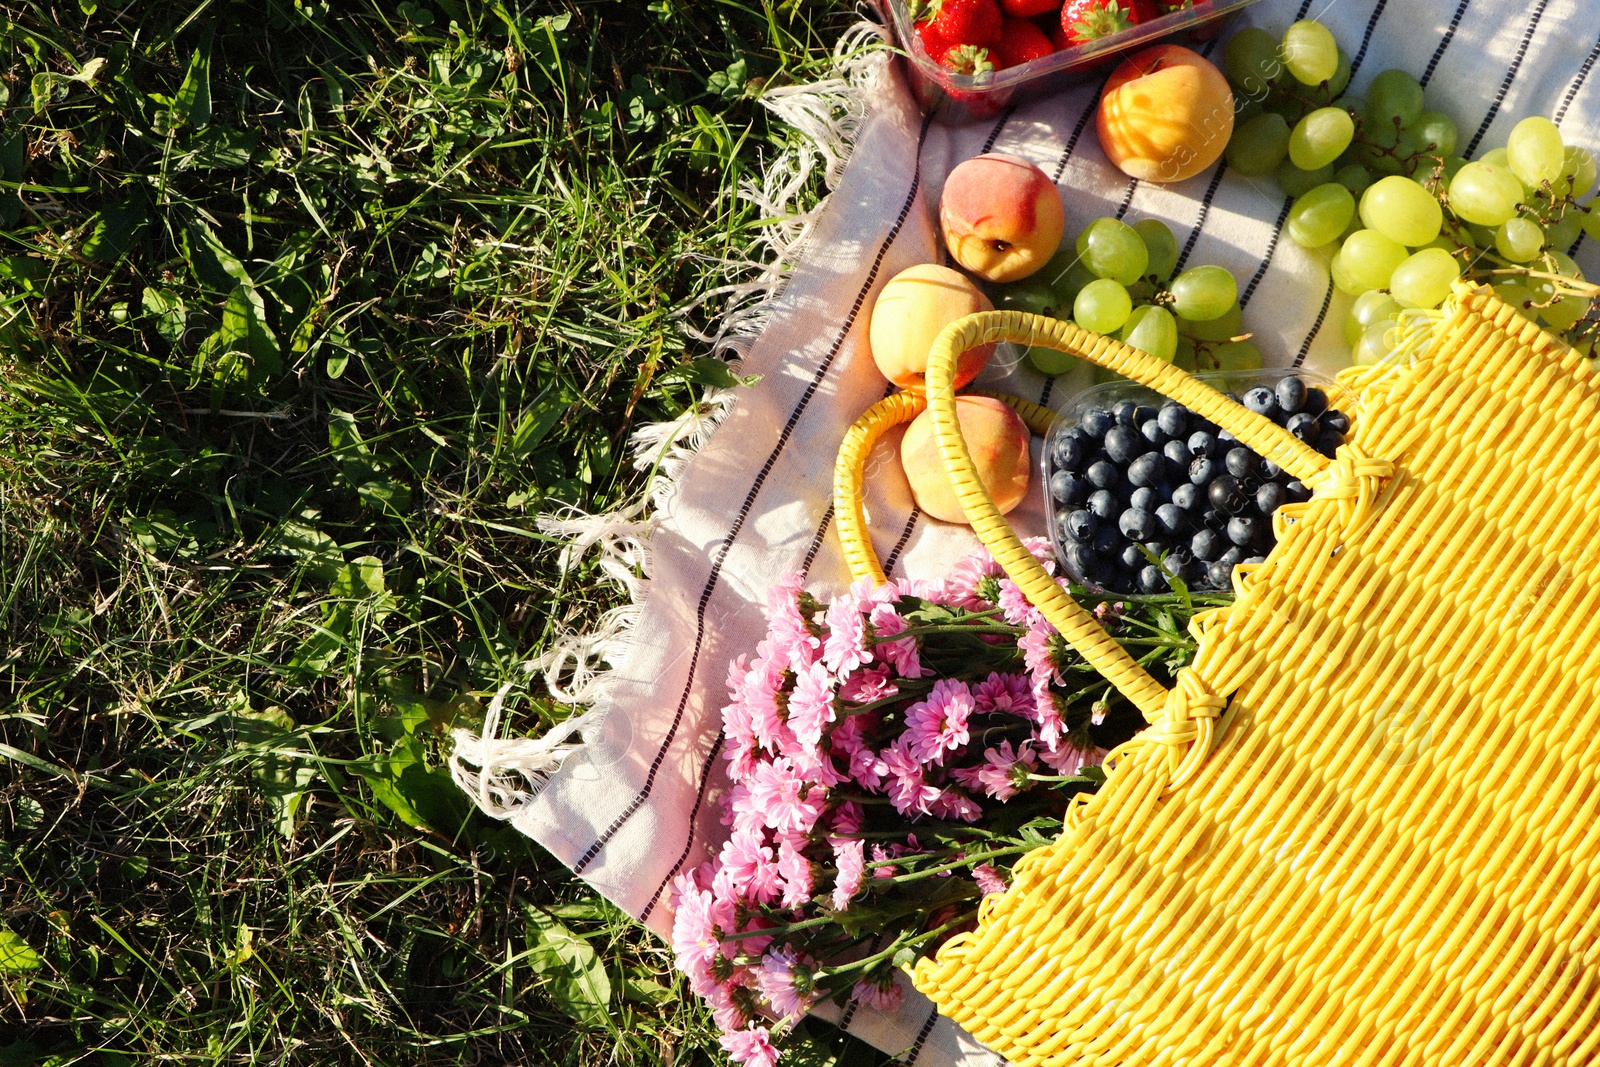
[465, 0, 1600, 1060]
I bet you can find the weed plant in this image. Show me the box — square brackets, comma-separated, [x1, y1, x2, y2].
[0, 1, 886, 1063]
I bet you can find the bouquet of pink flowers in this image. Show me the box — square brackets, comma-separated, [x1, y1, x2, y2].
[669, 540, 1209, 1065]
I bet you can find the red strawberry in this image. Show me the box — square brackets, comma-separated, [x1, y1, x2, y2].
[993, 17, 1056, 68]
[1131, 0, 1163, 21]
[998, 0, 1058, 17]
[941, 43, 998, 76]
[1058, 0, 1137, 46]
[912, 0, 1004, 60]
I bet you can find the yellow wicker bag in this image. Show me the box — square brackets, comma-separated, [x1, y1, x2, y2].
[831, 281, 1600, 1066]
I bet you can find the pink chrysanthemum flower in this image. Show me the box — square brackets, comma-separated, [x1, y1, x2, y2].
[720, 1026, 780, 1067]
[1039, 741, 1101, 775]
[829, 836, 866, 910]
[786, 661, 836, 750]
[880, 738, 942, 817]
[973, 740, 1038, 801]
[903, 678, 974, 764]
[944, 550, 1003, 610]
[870, 841, 901, 879]
[892, 576, 946, 601]
[788, 743, 848, 789]
[670, 874, 723, 996]
[928, 787, 982, 823]
[821, 594, 871, 675]
[997, 578, 1046, 628]
[776, 836, 813, 911]
[766, 573, 820, 672]
[830, 800, 865, 836]
[709, 981, 752, 1035]
[972, 671, 1035, 717]
[714, 829, 782, 906]
[973, 863, 1008, 896]
[852, 973, 905, 1012]
[838, 665, 898, 704]
[868, 603, 925, 678]
[742, 650, 792, 753]
[756, 945, 816, 1022]
[746, 758, 826, 835]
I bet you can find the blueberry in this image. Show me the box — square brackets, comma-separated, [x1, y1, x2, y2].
[1065, 544, 1097, 576]
[1206, 561, 1234, 588]
[1285, 412, 1319, 443]
[1119, 507, 1157, 542]
[1217, 429, 1237, 447]
[1087, 460, 1122, 490]
[1103, 426, 1144, 465]
[1224, 447, 1257, 479]
[1120, 543, 1144, 569]
[1316, 429, 1344, 457]
[1187, 430, 1217, 457]
[1157, 402, 1189, 439]
[1302, 388, 1329, 418]
[1275, 376, 1308, 414]
[1093, 525, 1123, 555]
[1065, 509, 1097, 541]
[1259, 458, 1281, 480]
[1189, 456, 1218, 485]
[1112, 399, 1141, 427]
[1171, 483, 1202, 511]
[1323, 410, 1351, 434]
[1208, 474, 1245, 512]
[1137, 565, 1167, 594]
[1256, 482, 1285, 515]
[1163, 439, 1192, 468]
[1082, 408, 1115, 438]
[1226, 516, 1257, 546]
[1285, 480, 1311, 504]
[1242, 386, 1279, 419]
[1128, 453, 1166, 488]
[1218, 546, 1245, 567]
[1156, 502, 1188, 536]
[1140, 419, 1167, 447]
[1052, 433, 1085, 471]
[1191, 528, 1224, 562]
[1243, 555, 1267, 565]
[1129, 486, 1159, 511]
[1050, 470, 1087, 505]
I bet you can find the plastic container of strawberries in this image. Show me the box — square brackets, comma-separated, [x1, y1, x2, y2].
[876, 0, 1263, 124]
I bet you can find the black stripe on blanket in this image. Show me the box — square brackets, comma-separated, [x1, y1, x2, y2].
[570, 110, 939, 876]
[882, 507, 922, 576]
[902, 1007, 941, 1065]
[1419, 0, 1473, 88]
[1555, 30, 1600, 125]
[1463, 0, 1551, 158]
[1294, 275, 1336, 367]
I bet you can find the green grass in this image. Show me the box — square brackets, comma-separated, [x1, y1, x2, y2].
[0, 1, 890, 1062]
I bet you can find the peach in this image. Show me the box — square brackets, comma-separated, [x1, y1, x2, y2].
[869, 263, 996, 391]
[900, 395, 1031, 524]
[1097, 45, 1234, 183]
[939, 153, 1066, 283]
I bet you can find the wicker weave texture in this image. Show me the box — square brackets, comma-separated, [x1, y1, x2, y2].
[909, 285, 1600, 1066]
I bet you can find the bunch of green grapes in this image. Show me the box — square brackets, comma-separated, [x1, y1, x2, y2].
[990, 216, 1264, 378]
[1221, 18, 1600, 363]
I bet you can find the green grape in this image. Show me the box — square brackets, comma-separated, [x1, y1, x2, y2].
[1339, 228, 1410, 291]
[1327, 46, 1352, 97]
[1359, 175, 1443, 246]
[1133, 219, 1179, 283]
[1076, 218, 1149, 285]
[1279, 160, 1337, 198]
[1448, 161, 1524, 226]
[1225, 27, 1283, 95]
[1235, 97, 1266, 126]
[1169, 265, 1238, 321]
[1074, 277, 1133, 334]
[1494, 281, 1536, 314]
[1340, 210, 1366, 241]
[1542, 294, 1587, 331]
[1331, 246, 1370, 296]
[997, 279, 1066, 318]
[1506, 116, 1566, 189]
[1335, 163, 1373, 195]
[1365, 69, 1425, 135]
[1408, 110, 1459, 160]
[1227, 113, 1292, 176]
[1332, 95, 1365, 119]
[1420, 235, 1456, 252]
[1288, 182, 1356, 248]
[1494, 218, 1544, 261]
[1282, 20, 1339, 86]
[1345, 290, 1402, 344]
[1583, 208, 1600, 241]
[1531, 251, 1585, 309]
[1043, 254, 1097, 307]
[1560, 146, 1597, 198]
[1289, 107, 1355, 171]
[1389, 247, 1461, 309]
[1480, 147, 1511, 170]
[1126, 279, 1157, 304]
[1546, 211, 1582, 251]
[1213, 340, 1264, 371]
[1172, 337, 1199, 372]
[1440, 155, 1469, 184]
[1026, 345, 1079, 376]
[1353, 319, 1400, 365]
[1177, 301, 1242, 342]
[1120, 304, 1178, 362]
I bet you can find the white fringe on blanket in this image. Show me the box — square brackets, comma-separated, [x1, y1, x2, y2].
[449, 22, 891, 811]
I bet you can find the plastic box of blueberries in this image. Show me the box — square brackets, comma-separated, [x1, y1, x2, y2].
[1043, 370, 1353, 595]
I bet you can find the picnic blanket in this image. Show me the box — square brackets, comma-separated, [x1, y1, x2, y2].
[453, 0, 1600, 1060]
